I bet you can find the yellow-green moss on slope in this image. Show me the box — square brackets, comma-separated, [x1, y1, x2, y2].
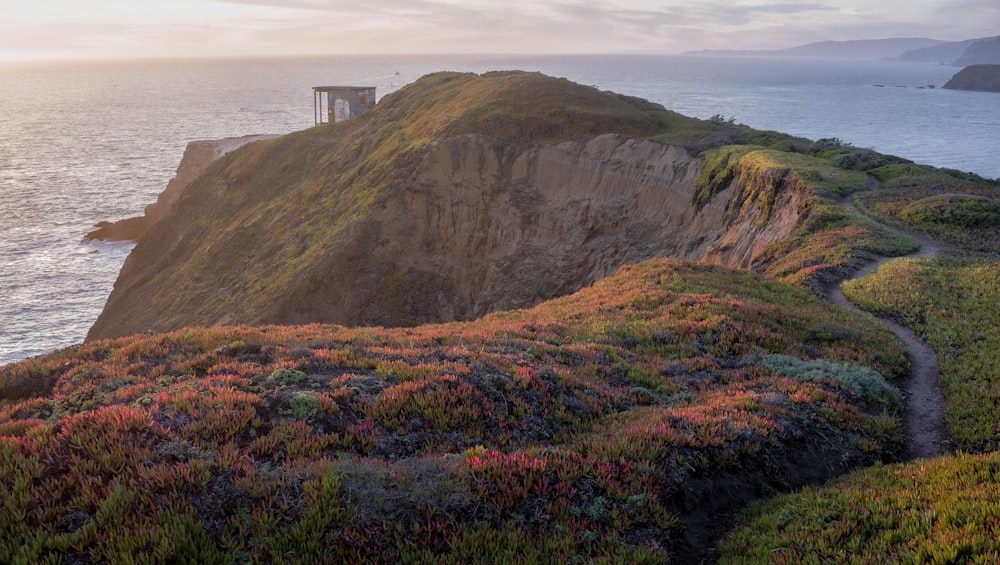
[720, 452, 1000, 564]
[857, 163, 1000, 253]
[694, 146, 917, 286]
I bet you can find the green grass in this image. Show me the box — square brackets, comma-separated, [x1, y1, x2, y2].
[0, 259, 907, 563]
[857, 164, 1000, 253]
[719, 452, 1000, 564]
[749, 149, 871, 198]
[842, 257, 1000, 451]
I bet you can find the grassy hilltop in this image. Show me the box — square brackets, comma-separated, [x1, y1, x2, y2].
[88, 71, 702, 340]
[3, 71, 1000, 562]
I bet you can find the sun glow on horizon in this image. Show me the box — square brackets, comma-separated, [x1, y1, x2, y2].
[0, 0, 995, 64]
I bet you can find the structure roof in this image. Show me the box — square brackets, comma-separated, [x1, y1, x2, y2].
[312, 86, 376, 91]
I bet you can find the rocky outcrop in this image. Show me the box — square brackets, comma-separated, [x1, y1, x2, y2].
[943, 64, 1000, 92]
[86, 72, 807, 341]
[84, 134, 279, 241]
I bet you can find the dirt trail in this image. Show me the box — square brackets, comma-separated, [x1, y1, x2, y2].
[823, 194, 952, 460]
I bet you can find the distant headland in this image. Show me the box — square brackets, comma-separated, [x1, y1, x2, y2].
[686, 35, 1000, 66]
[943, 64, 1000, 92]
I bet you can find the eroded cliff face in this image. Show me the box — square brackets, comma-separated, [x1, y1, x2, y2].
[89, 132, 805, 339]
[363, 133, 803, 323]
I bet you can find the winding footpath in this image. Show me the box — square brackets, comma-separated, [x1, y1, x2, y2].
[823, 195, 952, 460]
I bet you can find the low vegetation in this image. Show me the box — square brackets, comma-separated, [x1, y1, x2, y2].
[842, 257, 1000, 451]
[856, 163, 1000, 253]
[722, 247, 1000, 563]
[7, 73, 999, 562]
[720, 452, 1000, 564]
[0, 259, 906, 563]
[694, 145, 917, 288]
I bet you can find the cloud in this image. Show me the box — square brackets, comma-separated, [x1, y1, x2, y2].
[0, 21, 141, 54]
[200, 0, 893, 56]
[212, 0, 834, 31]
[927, 0, 1000, 40]
[212, 0, 494, 23]
[2, 0, 991, 61]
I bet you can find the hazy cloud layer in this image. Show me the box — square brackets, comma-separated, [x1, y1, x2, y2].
[0, 0, 993, 61]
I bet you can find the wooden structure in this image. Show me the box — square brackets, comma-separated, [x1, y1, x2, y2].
[313, 86, 376, 125]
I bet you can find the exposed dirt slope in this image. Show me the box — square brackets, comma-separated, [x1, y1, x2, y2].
[87, 72, 807, 341]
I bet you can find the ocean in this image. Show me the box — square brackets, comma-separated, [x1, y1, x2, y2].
[1, 54, 997, 365]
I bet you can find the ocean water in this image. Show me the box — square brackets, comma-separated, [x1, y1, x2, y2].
[1, 54, 997, 365]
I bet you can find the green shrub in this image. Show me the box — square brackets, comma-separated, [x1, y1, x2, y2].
[760, 354, 901, 412]
[288, 391, 320, 420]
[269, 367, 307, 385]
[829, 152, 862, 171]
[809, 137, 848, 153]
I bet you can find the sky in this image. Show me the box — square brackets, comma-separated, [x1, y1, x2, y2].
[0, 0, 996, 62]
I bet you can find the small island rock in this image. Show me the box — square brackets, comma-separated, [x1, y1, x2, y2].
[943, 64, 1000, 92]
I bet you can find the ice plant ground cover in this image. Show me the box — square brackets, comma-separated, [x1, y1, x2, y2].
[0, 259, 906, 563]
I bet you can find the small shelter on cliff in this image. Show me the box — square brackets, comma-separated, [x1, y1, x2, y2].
[313, 86, 376, 125]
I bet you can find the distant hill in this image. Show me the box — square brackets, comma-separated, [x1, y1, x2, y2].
[898, 36, 1000, 66]
[686, 37, 944, 59]
[954, 37, 1000, 66]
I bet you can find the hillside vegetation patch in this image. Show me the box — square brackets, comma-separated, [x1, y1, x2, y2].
[857, 164, 1000, 253]
[0, 260, 907, 563]
[720, 451, 1000, 564]
[843, 257, 1000, 451]
[694, 145, 917, 288]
